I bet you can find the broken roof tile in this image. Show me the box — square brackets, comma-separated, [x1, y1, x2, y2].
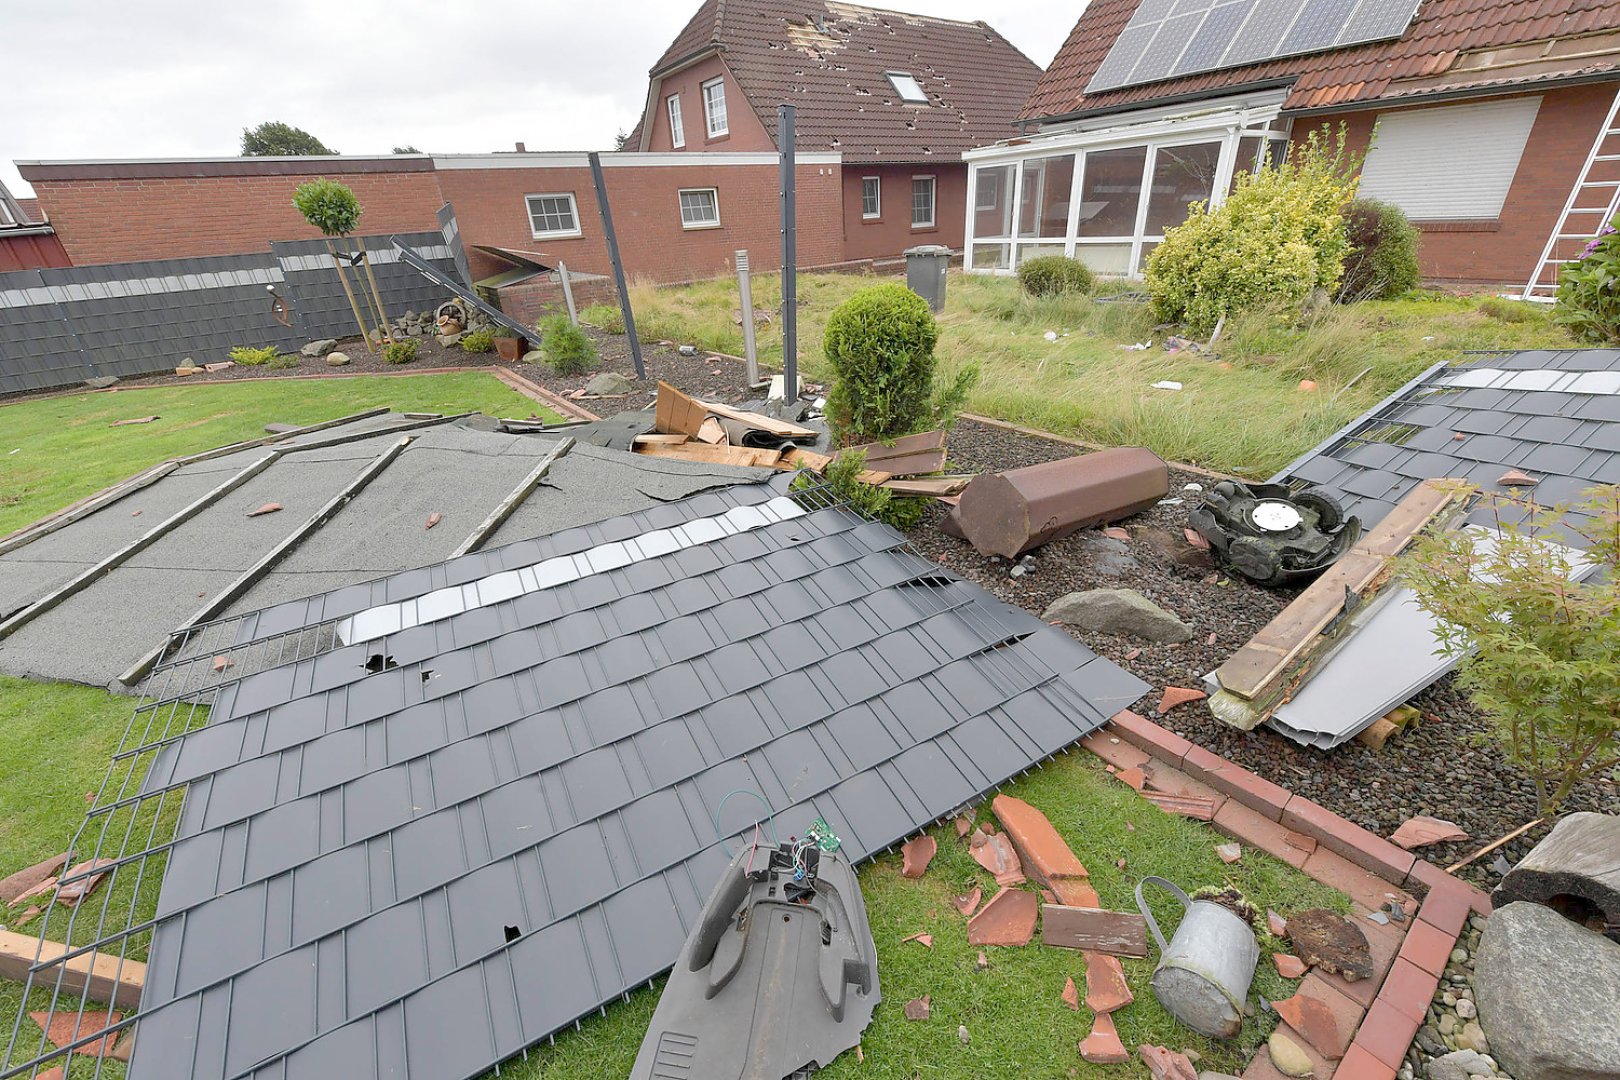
[901, 834, 937, 878]
[967, 886, 1039, 946]
[1079, 1012, 1130, 1063]
[1084, 950, 1134, 1014]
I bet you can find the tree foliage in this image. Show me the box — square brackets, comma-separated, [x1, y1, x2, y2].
[1400, 486, 1620, 814]
[1338, 199, 1421, 301]
[292, 178, 363, 237]
[242, 121, 334, 156]
[1554, 219, 1620, 344]
[392, 145, 420, 154]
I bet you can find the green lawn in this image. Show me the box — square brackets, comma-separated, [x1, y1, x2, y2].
[587, 272, 1576, 476]
[0, 372, 561, 537]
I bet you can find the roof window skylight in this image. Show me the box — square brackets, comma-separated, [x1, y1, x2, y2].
[887, 71, 929, 104]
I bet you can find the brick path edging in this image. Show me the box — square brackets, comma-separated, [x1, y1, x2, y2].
[1092, 709, 1493, 1080]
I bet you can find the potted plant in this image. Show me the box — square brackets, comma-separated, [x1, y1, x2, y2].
[492, 327, 528, 361]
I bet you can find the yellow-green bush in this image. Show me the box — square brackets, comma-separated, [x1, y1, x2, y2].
[1145, 127, 1359, 332]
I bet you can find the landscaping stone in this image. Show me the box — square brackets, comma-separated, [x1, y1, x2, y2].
[1427, 1050, 1491, 1080]
[1079, 1013, 1129, 1064]
[84, 376, 118, 389]
[325, 352, 350, 366]
[1268, 1031, 1315, 1077]
[1475, 900, 1620, 1080]
[522, 350, 544, 364]
[584, 371, 633, 396]
[1084, 950, 1133, 1013]
[1392, 816, 1470, 850]
[966, 886, 1038, 946]
[1042, 588, 1192, 643]
[900, 835, 936, 879]
[300, 339, 337, 357]
[1198, 1073, 1242, 1080]
[1287, 908, 1374, 981]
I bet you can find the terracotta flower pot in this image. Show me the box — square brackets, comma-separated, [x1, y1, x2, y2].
[494, 335, 527, 361]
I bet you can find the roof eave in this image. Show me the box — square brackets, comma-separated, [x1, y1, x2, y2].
[1284, 68, 1620, 116]
[1021, 77, 1299, 131]
[650, 42, 724, 79]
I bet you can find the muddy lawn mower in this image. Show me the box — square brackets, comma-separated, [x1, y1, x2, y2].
[1187, 481, 1360, 586]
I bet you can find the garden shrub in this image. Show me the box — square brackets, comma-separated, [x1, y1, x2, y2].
[823, 282, 941, 443]
[266, 353, 299, 371]
[1145, 126, 1360, 332]
[1017, 255, 1093, 298]
[291, 178, 362, 237]
[790, 450, 926, 531]
[458, 328, 496, 354]
[537, 315, 598, 375]
[1553, 220, 1620, 343]
[228, 345, 280, 366]
[1338, 199, 1420, 301]
[382, 339, 419, 365]
[1401, 485, 1620, 814]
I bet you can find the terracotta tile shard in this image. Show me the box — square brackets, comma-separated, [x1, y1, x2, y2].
[247, 502, 283, 517]
[1274, 991, 1354, 1060]
[1052, 879, 1101, 908]
[955, 816, 973, 839]
[55, 859, 115, 906]
[904, 995, 931, 1021]
[1157, 686, 1207, 713]
[1216, 842, 1242, 864]
[1141, 792, 1218, 820]
[1287, 908, 1374, 982]
[30, 1010, 123, 1057]
[1116, 766, 1146, 791]
[1138, 1043, 1199, 1080]
[1268, 909, 1289, 937]
[211, 656, 232, 673]
[16, 906, 41, 926]
[12, 876, 59, 905]
[969, 831, 1026, 886]
[990, 794, 1090, 894]
[981, 822, 996, 835]
[901, 932, 934, 948]
[976, 951, 989, 970]
[0, 853, 68, 905]
[1274, 953, 1307, 978]
[901, 835, 937, 879]
[1061, 975, 1080, 1010]
[1084, 950, 1134, 1013]
[109, 1032, 136, 1063]
[953, 885, 982, 917]
[1080, 1012, 1130, 1064]
[1123, 647, 1142, 660]
[1183, 528, 1211, 550]
[1498, 469, 1538, 486]
[1389, 815, 1469, 850]
[425, 512, 442, 529]
[967, 886, 1038, 946]
[1102, 527, 1131, 540]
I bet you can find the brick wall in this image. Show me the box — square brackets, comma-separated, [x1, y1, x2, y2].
[30, 165, 444, 265]
[1322, 83, 1615, 286]
[841, 163, 967, 262]
[496, 273, 617, 326]
[640, 55, 775, 153]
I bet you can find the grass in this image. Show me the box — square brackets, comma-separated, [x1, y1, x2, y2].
[0, 372, 562, 537]
[487, 751, 1347, 1080]
[586, 273, 1577, 475]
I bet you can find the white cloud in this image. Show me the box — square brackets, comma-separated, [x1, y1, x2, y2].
[1, 0, 1069, 197]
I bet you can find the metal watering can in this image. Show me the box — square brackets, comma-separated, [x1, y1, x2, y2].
[1135, 876, 1259, 1038]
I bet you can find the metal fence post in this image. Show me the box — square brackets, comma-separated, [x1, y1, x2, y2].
[558, 261, 579, 326]
[778, 104, 797, 410]
[735, 250, 761, 388]
[588, 151, 645, 379]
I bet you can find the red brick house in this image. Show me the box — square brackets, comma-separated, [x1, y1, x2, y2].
[628, 0, 1043, 262]
[963, 0, 1620, 289]
[0, 177, 70, 272]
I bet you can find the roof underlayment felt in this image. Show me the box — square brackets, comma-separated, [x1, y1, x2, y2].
[0, 415, 766, 690]
[17, 476, 1146, 1080]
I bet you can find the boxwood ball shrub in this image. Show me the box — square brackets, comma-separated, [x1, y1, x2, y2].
[537, 315, 598, 375]
[1338, 199, 1421, 301]
[291, 178, 362, 237]
[1017, 254, 1094, 298]
[458, 328, 496, 354]
[382, 339, 419, 365]
[1145, 126, 1359, 332]
[823, 282, 941, 444]
[1554, 219, 1620, 343]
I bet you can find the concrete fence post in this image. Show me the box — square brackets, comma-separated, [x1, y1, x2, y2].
[558, 261, 579, 326]
[735, 250, 760, 388]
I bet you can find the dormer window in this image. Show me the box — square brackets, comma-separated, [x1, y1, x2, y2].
[886, 71, 928, 104]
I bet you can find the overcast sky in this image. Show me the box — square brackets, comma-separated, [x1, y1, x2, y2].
[2, 0, 1071, 198]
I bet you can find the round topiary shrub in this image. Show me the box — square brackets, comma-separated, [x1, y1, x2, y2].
[291, 178, 362, 237]
[823, 282, 940, 444]
[1017, 254, 1094, 298]
[537, 315, 599, 375]
[1338, 199, 1421, 301]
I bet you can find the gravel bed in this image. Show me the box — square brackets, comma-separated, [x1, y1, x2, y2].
[1405, 915, 1506, 1079]
[909, 418, 1620, 889]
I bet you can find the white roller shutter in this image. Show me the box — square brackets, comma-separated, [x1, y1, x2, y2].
[1357, 96, 1542, 220]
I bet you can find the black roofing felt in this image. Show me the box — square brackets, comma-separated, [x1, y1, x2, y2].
[123, 480, 1146, 1080]
[1273, 349, 1620, 535]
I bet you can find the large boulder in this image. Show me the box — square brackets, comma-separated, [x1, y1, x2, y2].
[584, 372, 634, 396]
[1474, 900, 1620, 1080]
[1042, 588, 1193, 644]
[300, 338, 338, 357]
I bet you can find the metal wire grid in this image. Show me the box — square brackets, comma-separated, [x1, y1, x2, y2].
[0, 478, 1132, 1079]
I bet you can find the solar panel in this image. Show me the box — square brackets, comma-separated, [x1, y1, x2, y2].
[1086, 0, 1423, 93]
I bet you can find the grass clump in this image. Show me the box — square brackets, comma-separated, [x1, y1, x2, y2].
[536, 315, 598, 375]
[1477, 295, 1541, 323]
[791, 450, 925, 530]
[382, 339, 419, 365]
[1018, 255, 1093, 298]
[459, 328, 496, 354]
[266, 353, 300, 370]
[1339, 199, 1421, 301]
[228, 345, 281, 366]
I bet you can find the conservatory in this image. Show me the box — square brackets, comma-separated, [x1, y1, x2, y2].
[962, 91, 1291, 277]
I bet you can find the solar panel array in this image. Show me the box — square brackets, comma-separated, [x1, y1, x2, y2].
[1086, 0, 1423, 93]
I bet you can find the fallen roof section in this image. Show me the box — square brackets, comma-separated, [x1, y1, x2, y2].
[1, 478, 1147, 1080]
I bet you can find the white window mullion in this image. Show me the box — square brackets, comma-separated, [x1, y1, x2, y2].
[1130, 147, 1157, 277]
[964, 166, 979, 265]
[1008, 161, 1025, 266]
[1064, 152, 1087, 258]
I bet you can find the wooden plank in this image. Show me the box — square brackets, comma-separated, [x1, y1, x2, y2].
[491, 367, 601, 421]
[1040, 906, 1149, 957]
[654, 381, 710, 437]
[632, 433, 690, 446]
[1214, 479, 1468, 701]
[880, 475, 972, 497]
[633, 441, 783, 469]
[693, 397, 817, 439]
[449, 438, 576, 559]
[1141, 792, 1219, 820]
[696, 417, 728, 445]
[0, 929, 144, 1010]
[778, 447, 891, 484]
[841, 429, 947, 476]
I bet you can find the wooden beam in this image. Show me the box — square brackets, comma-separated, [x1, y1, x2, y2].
[449, 438, 575, 559]
[696, 417, 728, 445]
[654, 381, 710, 437]
[693, 397, 817, 439]
[0, 930, 144, 1010]
[840, 429, 947, 476]
[633, 441, 784, 469]
[490, 366, 602, 422]
[1040, 906, 1149, 957]
[880, 475, 972, 497]
[633, 433, 690, 446]
[778, 448, 892, 484]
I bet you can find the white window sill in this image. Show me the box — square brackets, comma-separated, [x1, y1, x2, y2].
[681, 221, 723, 231]
[532, 229, 583, 241]
[911, 222, 936, 230]
[707, 129, 729, 139]
[862, 215, 882, 222]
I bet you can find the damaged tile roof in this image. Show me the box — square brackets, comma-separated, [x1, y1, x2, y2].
[645, 0, 1044, 162]
[1022, 0, 1620, 123]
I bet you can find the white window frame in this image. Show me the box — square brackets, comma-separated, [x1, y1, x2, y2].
[861, 176, 882, 220]
[974, 170, 1000, 211]
[667, 94, 685, 149]
[524, 192, 582, 240]
[886, 71, 929, 104]
[911, 175, 936, 229]
[702, 77, 729, 138]
[678, 187, 722, 230]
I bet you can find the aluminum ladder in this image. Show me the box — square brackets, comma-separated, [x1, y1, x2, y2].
[1522, 83, 1620, 299]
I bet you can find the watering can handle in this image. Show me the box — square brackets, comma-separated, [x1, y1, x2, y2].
[1135, 875, 1192, 955]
